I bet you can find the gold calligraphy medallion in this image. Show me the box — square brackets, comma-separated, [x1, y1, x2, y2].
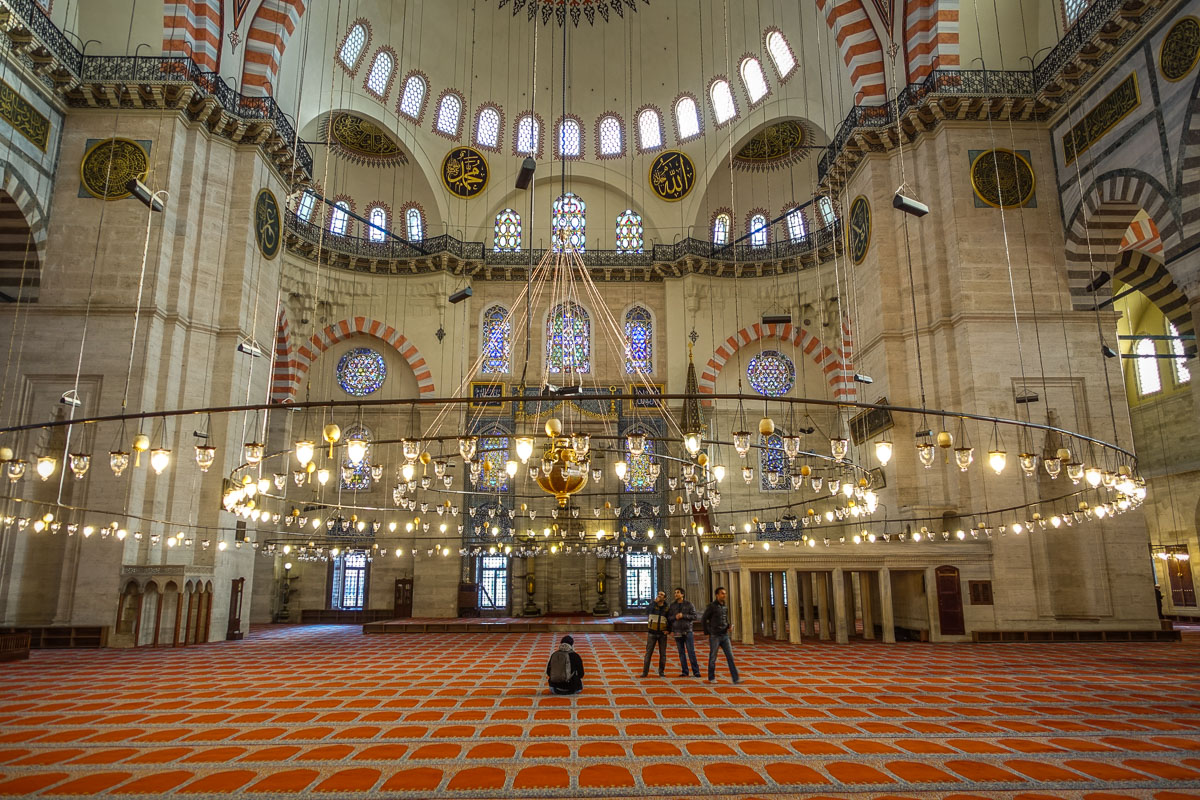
[254, 188, 281, 260]
[970, 149, 1035, 209]
[1161, 17, 1200, 82]
[648, 150, 696, 202]
[442, 146, 490, 199]
[80, 138, 149, 200]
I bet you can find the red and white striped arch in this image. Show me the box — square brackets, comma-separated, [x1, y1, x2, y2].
[815, 0, 887, 103]
[270, 315, 436, 402]
[698, 322, 856, 402]
[904, 0, 960, 82]
[163, 0, 222, 72]
[241, 0, 306, 97]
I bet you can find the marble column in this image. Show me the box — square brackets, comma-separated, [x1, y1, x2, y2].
[879, 566, 895, 643]
[772, 571, 786, 641]
[816, 572, 831, 641]
[801, 572, 815, 637]
[785, 569, 801, 643]
[844, 571, 857, 638]
[832, 567, 849, 644]
[739, 567, 754, 645]
[861, 572, 876, 640]
[925, 566, 939, 641]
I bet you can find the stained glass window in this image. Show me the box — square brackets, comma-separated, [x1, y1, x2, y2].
[339, 24, 366, 69]
[482, 304, 510, 373]
[296, 191, 316, 222]
[747, 349, 795, 396]
[599, 115, 623, 156]
[625, 430, 656, 492]
[517, 114, 540, 155]
[740, 57, 768, 104]
[476, 106, 501, 148]
[558, 117, 581, 157]
[552, 193, 586, 253]
[1136, 338, 1161, 395]
[676, 96, 700, 140]
[436, 93, 462, 136]
[767, 31, 796, 78]
[340, 424, 373, 491]
[786, 207, 807, 242]
[760, 432, 787, 491]
[625, 305, 653, 373]
[711, 79, 736, 124]
[638, 109, 662, 151]
[818, 196, 837, 227]
[365, 50, 393, 97]
[406, 207, 424, 241]
[713, 213, 730, 245]
[494, 209, 521, 251]
[1170, 322, 1190, 385]
[367, 206, 387, 242]
[329, 201, 350, 236]
[399, 75, 426, 119]
[547, 301, 590, 373]
[478, 432, 509, 491]
[337, 347, 387, 396]
[749, 213, 768, 248]
[616, 209, 643, 254]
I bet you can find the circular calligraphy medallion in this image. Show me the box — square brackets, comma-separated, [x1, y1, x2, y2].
[847, 196, 871, 265]
[441, 146, 490, 199]
[254, 188, 281, 260]
[80, 138, 149, 200]
[648, 150, 696, 202]
[970, 149, 1035, 209]
[1161, 17, 1200, 82]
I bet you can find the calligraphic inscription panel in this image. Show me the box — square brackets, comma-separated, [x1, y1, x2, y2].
[970, 149, 1036, 209]
[328, 113, 407, 165]
[0, 78, 49, 152]
[1161, 17, 1200, 82]
[648, 150, 696, 201]
[80, 138, 149, 200]
[732, 120, 808, 172]
[848, 398, 894, 446]
[1062, 73, 1140, 165]
[848, 196, 871, 265]
[254, 188, 281, 260]
[442, 146, 490, 199]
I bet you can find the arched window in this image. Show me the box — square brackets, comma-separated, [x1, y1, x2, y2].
[625, 428, 656, 492]
[404, 207, 424, 241]
[712, 212, 730, 245]
[625, 305, 653, 373]
[675, 95, 701, 141]
[766, 30, 796, 79]
[616, 209, 643, 254]
[340, 424, 373, 491]
[366, 205, 388, 242]
[329, 201, 350, 236]
[817, 196, 837, 227]
[710, 79, 737, 124]
[740, 56, 769, 104]
[338, 23, 367, 70]
[516, 114, 540, 155]
[494, 208, 521, 251]
[1136, 338, 1161, 395]
[1169, 322, 1191, 385]
[637, 108, 662, 151]
[747, 349, 795, 396]
[598, 114, 623, 156]
[476, 105, 502, 149]
[785, 207, 807, 242]
[331, 551, 368, 610]
[398, 73, 427, 119]
[435, 92, 463, 137]
[364, 50, 394, 98]
[478, 430, 510, 491]
[558, 116, 582, 158]
[547, 301, 590, 373]
[296, 191, 316, 222]
[760, 432, 788, 491]
[749, 213, 768, 248]
[481, 304, 510, 374]
[1064, 0, 1089, 24]
[552, 193, 586, 253]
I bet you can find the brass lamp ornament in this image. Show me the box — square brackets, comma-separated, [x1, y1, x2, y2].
[534, 417, 589, 507]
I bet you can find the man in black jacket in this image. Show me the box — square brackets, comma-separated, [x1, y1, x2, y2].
[700, 586, 740, 683]
[666, 586, 700, 677]
[641, 591, 670, 677]
[546, 635, 585, 695]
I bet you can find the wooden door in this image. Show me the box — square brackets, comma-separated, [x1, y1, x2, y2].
[934, 566, 965, 635]
[226, 578, 244, 640]
[1166, 549, 1197, 607]
[394, 578, 413, 618]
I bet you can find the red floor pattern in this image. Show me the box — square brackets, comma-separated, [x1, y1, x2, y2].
[0, 625, 1198, 798]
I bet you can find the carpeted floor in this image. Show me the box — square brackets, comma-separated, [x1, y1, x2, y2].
[0, 626, 1198, 799]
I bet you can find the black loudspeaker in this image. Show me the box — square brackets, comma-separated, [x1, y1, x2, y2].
[516, 157, 536, 190]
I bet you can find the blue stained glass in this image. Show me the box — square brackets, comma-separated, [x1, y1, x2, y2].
[494, 208, 521, 251]
[625, 306, 652, 373]
[625, 434, 655, 492]
[482, 304, 510, 373]
[760, 432, 787, 491]
[337, 348, 387, 396]
[552, 193, 586, 253]
[341, 424, 372, 491]
[547, 301, 590, 373]
[616, 209, 643, 254]
[747, 349, 795, 397]
[479, 433, 509, 491]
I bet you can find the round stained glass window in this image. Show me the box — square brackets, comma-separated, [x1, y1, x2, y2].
[747, 350, 795, 397]
[337, 348, 387, 396]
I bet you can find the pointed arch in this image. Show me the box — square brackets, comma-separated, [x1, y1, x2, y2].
[698, 322, 856, 401]
[0, 161, 48, 303]
[1113, 250, 1195, 358]
[904, 0, 960, 83]
[163, 0, 222, 72]
[814, 0, 887, 102]
[241, 0, 308, 97]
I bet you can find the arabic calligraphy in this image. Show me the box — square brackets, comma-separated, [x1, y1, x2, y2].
[648, 150, 696, 202]
[442, 146, 490, 199]
[971, 149, 1036, 208]
[1161, 17, 1200, 82]
[848, 196, 870, 265]
[1062, 73, 1139, 165]
[254, 189, 281, 260]
[0, 78, 49, 152]
[732, 120, 808, 171]
[80, 138, 149, 200]
[328, 113, 407, 166]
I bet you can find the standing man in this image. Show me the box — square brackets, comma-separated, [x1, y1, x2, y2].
[700, 586, 740, 684]
[667, 586, 700, 677]
[641, 590, 670, 677]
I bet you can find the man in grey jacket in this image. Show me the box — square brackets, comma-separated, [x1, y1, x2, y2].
[700, 586, 740, 684]
[666, 586, 700, 677]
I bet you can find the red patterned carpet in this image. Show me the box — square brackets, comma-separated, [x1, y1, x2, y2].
[0, 626, 1198, 799]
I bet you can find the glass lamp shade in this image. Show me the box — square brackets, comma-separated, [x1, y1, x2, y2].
[712, 464, 726, 482]
[149, 448, 170, 475]
[954, 447, 974, 472]
[1066, 461, 1085, 484]
[767, 470, 781, 487]
[875, 440, 893, 466]
[614, 461, 628, 480]
[515, 437, 534, 463]
[917, 442, 935, 468]
[256, 478, 270, 494]
[733, 431, 751, 457]
[402, 439, 421, 461]
[294, 440, 315, 466]
[505, 460, 519, 478]
[35, 456, 56, 480]
[829, 478, 841, 496]
[6, 459, 26, 482]
[1018, 452, 1037, 476]
[273, 473, 287, 490]
[572, 433, 590, 457]
[434, 460, 447, 478]
[370, 464, 384, 481]
[69, 453, 91, 479]
[842, 481, 855, 498]
[1102, 470, 1117, 488]
[243, 442, 264, 465]
[293, 470, 306, 486]
[1043, 457, 1062, 479]
[457, 437, 477, 462]
[345, 438, 368, 466]
[783, 436, 801, 459]
[195, 445, 217, 472]
[401, 462, 416, 482]
[987, 450, 1007, 475]
[316, 467, 330, 486]
[627, 433, 646, 457]
[810, 475, 824, 492]
[830, 438, 849, 461]
[682, 432, 702, 457]
[742, 466, 754, 484]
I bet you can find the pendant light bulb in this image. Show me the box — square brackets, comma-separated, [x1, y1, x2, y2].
[987, 449, 1007, 475]
[874, 440, 893, 466]
[614, 460, 628, 481]
[712, 464, 726, 482]
[515, 436, 534, 463]
[682, 432, 702, 457]
[401, 462, 415, 482]
[35, 456, 56, 480]
[294, 440, 315, 467]
[346, 437, 368, 466]
[148, 448, 170, 475]
[316, 467, 330, 486]
[505, 459, 519, 478]
[1084, 466, 1102, 487]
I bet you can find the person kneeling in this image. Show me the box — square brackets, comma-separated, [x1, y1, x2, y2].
[546, 635, 585, 695]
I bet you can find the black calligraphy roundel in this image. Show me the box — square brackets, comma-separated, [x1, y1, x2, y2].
[648, 150, 697, 202]
[254, 188, 281, 260]
[441, 146, 490, 199]
[848, 196, 870, 265]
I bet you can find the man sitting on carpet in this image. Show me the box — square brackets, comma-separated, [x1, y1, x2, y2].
[546, 634, 585, 695]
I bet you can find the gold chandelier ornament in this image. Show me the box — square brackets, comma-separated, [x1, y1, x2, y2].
[534, 419, 590, 507]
